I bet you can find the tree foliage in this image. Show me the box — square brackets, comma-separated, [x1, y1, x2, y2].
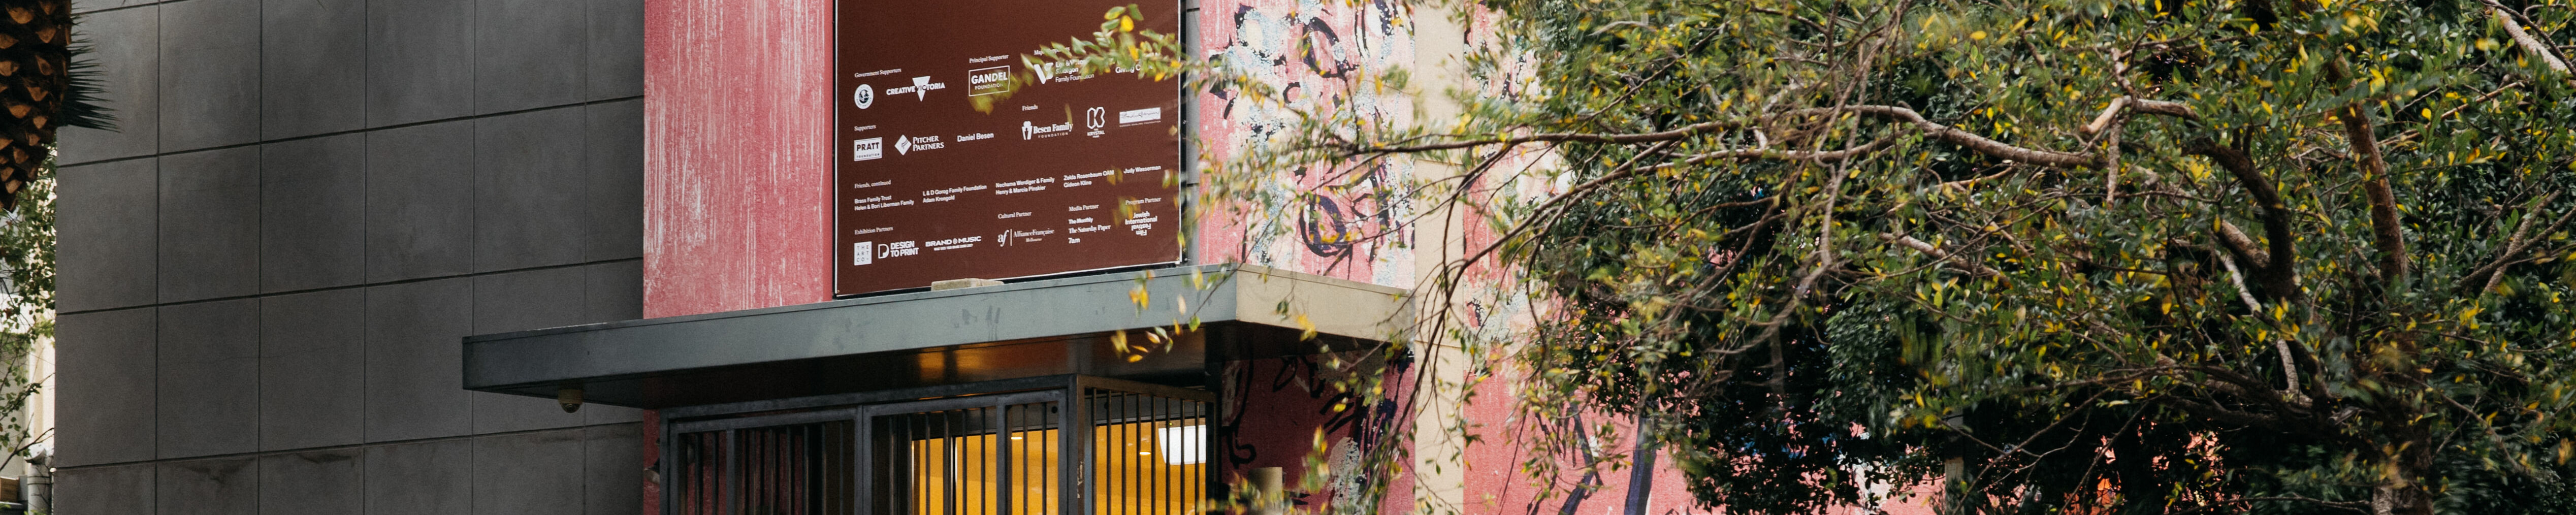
[1098, 0, 2576, 511]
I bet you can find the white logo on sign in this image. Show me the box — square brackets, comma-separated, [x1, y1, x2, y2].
[1021, 120, 1071, 140]
[910, 76, 935, 99]
[852, 84, 875, 109]
[895, 135, 914, 155]
[884, 76, 948, 100]
[1118, 107, 1162, 125]
[1085, 107, 1106, 130]
[967, 66, 1011, 96]
[853, 137, 883, 161]
[853, 242, 873, 265]
[1033, 62, 1054, 84]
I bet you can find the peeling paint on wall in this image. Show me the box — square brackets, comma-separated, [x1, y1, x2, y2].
[641, 0, 835, 319]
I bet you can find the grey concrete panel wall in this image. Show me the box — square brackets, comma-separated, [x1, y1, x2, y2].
[260, 0, 368, 139]
[158, 147, 261, 302]
[57, 158, 158, 311]
[260, 450, 364, 515]
[473, 107, 591, 272]
[55, 463, 155, 515]
[473, 431, 586, 515]
[588, 0, 644, 101]
[584, 100, 645, 262]
[59, 0, 648, 509]
[471, 0, 587, 114]
[158, 0, 263, 152]
[56, 307, 155, 467]
[364, 439, 472, 515]
[260, 134, 369, 292]
[158, 299, 260, 459]
[158, 457, 257, 515]
[584, 424, 645, 515]
[57, 5, 157, 164]
[362, 278, 473, 442]
[364, 120, 475, 282]
[366, 0, 472, 127]
[259, 289, 366, 450]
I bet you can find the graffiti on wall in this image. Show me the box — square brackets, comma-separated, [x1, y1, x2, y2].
[1196, 0, 1416, 288]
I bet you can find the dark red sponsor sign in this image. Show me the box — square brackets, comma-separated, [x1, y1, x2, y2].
[835, 0, 1182, 296]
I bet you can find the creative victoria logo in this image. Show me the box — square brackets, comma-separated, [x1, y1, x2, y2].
[884, 76, 947, 100]
[851, 84, 875, 109]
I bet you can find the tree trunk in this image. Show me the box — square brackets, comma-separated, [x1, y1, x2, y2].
[2373, 430, 2437, 515]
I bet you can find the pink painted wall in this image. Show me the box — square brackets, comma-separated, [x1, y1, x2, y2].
[1193, 0, 1419, 288]
[641, 0, 835, 320]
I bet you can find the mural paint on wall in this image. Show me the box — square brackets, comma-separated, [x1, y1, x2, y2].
[1194, 0, 1418, 288]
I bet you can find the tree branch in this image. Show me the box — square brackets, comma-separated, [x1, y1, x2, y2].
[2183, 141, 2300, 299]
[2459, 191, 2575, 295]
[2483, 0, 2573, 75]
[1881, 232, 2000, 277]
[2327, 60, 2412, 280]
[1838, 105, 2096, 167]
[1343, 105, 2102, 169]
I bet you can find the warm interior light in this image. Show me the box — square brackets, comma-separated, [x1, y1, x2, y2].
[908, 421, 1206, 515]
[1155, 425, 1205, 465]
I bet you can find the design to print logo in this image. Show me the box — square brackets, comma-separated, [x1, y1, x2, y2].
[895, 135, 914, 155]
[852, 84, 875, 109]
[877, 241, 920, 259]
[884, 76, 948, 100]
[967, 66, 1011, 96]
[853, 137, 884, 161]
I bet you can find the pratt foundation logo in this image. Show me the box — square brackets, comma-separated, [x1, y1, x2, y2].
[885, 76, 948, 100]
[852, 137, 883, 161]
[851, 84, 875, 109]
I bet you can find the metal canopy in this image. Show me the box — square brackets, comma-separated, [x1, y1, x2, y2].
[461, 264, 1411, 408]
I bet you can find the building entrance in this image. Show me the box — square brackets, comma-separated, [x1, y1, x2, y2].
[665, 376, 1213, 515]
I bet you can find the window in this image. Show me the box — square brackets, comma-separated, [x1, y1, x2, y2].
[667, 376, 1214, 515]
